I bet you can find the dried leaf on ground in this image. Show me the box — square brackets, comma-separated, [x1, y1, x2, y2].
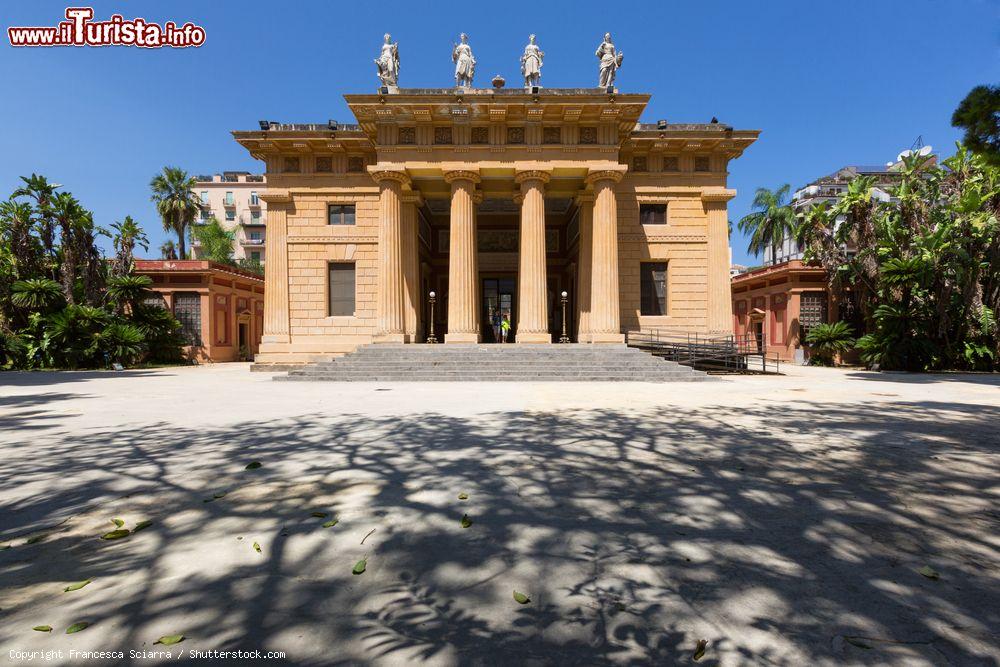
[33, 625, 52, 632]
[252, 541, 262, 554]
[693, 638, 708, 660]
[461, 514, 472, 528]
[918, 565, 940, 580]
[322, 519, 339, 528]
[245, 461, 262, 470]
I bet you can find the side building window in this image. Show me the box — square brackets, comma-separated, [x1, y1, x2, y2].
[640, 262, 668, 316]
[328, 204, 356, 225]
[172, 292, 202, 345]
[639, 203, 667, 225]
[329, 263, 356, 316]
[799, 291, 828, 340]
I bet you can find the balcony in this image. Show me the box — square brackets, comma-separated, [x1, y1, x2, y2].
[223, 198, 236, 208]
[240, 237, 265, 246]
[248, 197, 261, 209]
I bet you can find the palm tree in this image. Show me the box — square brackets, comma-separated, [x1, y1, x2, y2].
[159, 239, 178, 260]
[49, 192, 88, 305]
[150, 167, 200, 260]
[737, 185, 797, 265]
[12, 173, 60, 269]
[109, 215, 148, 276]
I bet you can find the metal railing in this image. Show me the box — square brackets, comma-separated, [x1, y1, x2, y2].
[625, 329, 782, 374]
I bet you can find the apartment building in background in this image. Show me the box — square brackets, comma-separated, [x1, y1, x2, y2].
[192, 172, 267, 265]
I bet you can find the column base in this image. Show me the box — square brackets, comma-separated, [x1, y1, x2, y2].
[516, 332, 552, 344]
[590, 332, 625, 344]
[445, 332, 480, 344]
[374, 332, 407, 344]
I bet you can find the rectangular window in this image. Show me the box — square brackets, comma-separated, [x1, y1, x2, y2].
[224, 191, 234, 206]
[633, 156, 648, 172]
[694, 156, 711, 172]
[200, 191, 209, 204]
[250, 191, 259, 205]
[471, 127, 489, 145]
[328, 204, 356, 226]
[250, 231, 261, 240]
[251, 210, 261, 222]
[225, 210, 235, 221]
[662, 156, 679, 171]
[172, 292, 202, 345]
[640, 262, 668, 316]
[250, 251, 261, 262]
[283, 156, 300, 173]
[201, 209, 212, 221]
[800, 291, 828, 339]
[347, 157, 364, 173]
[328, 263, 356, 316]
[315, 156, 333, 172]
[639, 203, 667, 225]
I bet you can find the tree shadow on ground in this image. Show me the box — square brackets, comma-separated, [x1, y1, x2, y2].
[843, 371, 1000, 387]
[0, 399, 997, 665]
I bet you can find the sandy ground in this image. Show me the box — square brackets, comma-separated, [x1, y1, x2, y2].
[0, 364, 998, 666]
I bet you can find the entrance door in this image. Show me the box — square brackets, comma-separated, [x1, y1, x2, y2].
[482, 278, 516, 343]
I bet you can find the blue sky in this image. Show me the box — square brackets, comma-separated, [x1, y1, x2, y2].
[1, 0, 996, 265]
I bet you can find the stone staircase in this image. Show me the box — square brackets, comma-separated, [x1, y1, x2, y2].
[274, 344, 712, 382]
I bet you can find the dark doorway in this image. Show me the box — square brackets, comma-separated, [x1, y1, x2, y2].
[482, 277, 516, 343]
[238, 322, 248, 356]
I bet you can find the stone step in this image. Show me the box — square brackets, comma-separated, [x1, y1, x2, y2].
[272, 343, 711, 382]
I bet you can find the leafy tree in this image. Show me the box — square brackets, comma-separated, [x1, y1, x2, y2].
[150, 167, 200, 260]
[190, 217, 235, 264]
[952, 85, 1000, 166]
[0, 174, 187, 370]
[804, 321, 855, 366]
[797, 145, 1000, 371]
[737, 185, 797, 264]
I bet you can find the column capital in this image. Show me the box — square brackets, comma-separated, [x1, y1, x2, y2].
[514, 169, 552, 185]
[368, 166, 411, 187]
[400, 191, 424, 206]
[585, 167, 627, 186]
[443, 169, 481, 185]
[701, 188, 737, 203]
[258, 191, 292, 205]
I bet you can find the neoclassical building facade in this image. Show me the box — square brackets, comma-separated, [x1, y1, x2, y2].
[235, 89, 757, 363]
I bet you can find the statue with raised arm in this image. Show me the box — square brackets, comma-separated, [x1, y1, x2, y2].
[452, 33, 476, 87]
[520, 34, 544, 88]
[595, 32, 623, 88]
[374, 33, 400, 87]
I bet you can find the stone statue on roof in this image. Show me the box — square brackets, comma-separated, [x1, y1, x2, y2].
[374, 33, 399, 87]
[595, 32, 623, 88]
[521, 34, 544, 88]
[452, 33, 476, 87]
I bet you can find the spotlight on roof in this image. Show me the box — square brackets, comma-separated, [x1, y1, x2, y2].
[710, 116, 719, 124]
[656, 119, 667, 130]
[327, 119, 338, 131]
[258, 120, 271, 131]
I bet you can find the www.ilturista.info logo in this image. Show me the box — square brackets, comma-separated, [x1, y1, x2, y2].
[8, 7, 205, 48]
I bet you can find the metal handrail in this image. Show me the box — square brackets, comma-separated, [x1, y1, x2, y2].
[625, 328, 782, 375]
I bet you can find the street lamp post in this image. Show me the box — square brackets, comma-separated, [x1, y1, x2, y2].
[426, 291, 438, 344]
[559, 290, 570, 344]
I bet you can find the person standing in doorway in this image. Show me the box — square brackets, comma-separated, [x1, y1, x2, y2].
[491, 309, 502, 343]
[500, 311, 511, 343]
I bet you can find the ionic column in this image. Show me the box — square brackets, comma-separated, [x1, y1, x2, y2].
[704, 190, 736, 334]
[401, 192, 423, 343]
[586, 169, 626, 343]
[515, 170, 551, 343]
[260, 192, 291, 345]
[444, 170, 481, 343]
[371, 169, 410, 343]
[575, 193, 594, 343]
